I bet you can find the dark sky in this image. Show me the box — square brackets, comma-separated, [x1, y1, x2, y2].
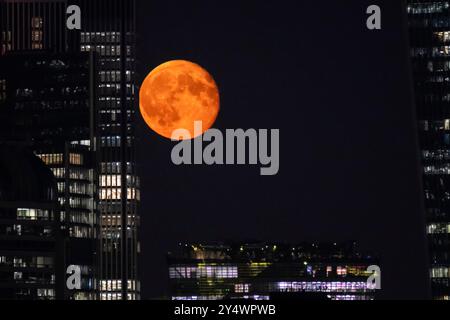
[136, 0, 430, 299]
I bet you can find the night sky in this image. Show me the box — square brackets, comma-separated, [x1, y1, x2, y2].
[136, 0, 430, 299]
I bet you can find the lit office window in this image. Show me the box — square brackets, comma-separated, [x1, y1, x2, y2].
[37, 153, 64, 165]
[69, 153, 83, 165]
[431, 267, 450, 278]
[428, 223, 450, 234]
[16, 208, 49, 221]
[235, 284, 250, 293]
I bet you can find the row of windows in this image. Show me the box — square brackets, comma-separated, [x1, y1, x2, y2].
[410, 17, 450, 28]
[2, 224, 52, 237]
[58, 197, 94, 210]
[0, 256, 53, 268]
[81, 32, 122, 44]
[98, 58, 135, 70]
[99, 71, 131, 83]
[1, 31, 12, 42]
[100, 293, 138, 300]
[15, 99, 89, 111]
[423, 149, 450, 161]
[57, 182, 93, 195]
[434, 31, 450, 44]
[98, 83, 134, 96]
[424, 164, 450, 175]
[81, 45, 132, 57]
[69, 226, 95, 239]
[69, 153, 83, 165]
[15, 86, 88, 98]
[421, 120, 450, 132]
[424, 75, 450, 83]
[99, 188, 140, 200]
[100, 280, 139, 291]
[275, 281, 371, 293]
[426, 60, 450, 73]
[11, 272, 54, 285]
[407, 2, 450, 14]
[172, 295, 228, 301]
[38, 153, 84, 166]
[17, 208, 50, 221]
[417, 93, 450, 103]
[66, 212, 96, 225]
[235, 284, 250, 293]
[69, 168, 93, 181]
[50, 168, 94, 180]
[169, 266, 239, 279]
[100, 162, 134, 174]
[51, 168, 65, 178]
[431, 267, 450, 278]
[38, 153, 63, 165]
[428, 223, 450, 234]
[411, 46, 450, 57]
[100, 174, 137, 187]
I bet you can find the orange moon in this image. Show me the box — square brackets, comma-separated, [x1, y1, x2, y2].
[139, 60, 220, 140]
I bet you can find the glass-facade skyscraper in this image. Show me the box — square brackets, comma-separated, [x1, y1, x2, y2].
[407, 0, 450, 300]
[73, 0, 140, 301]
[0, 51, 99, 300]
[0, 0, 139, 300]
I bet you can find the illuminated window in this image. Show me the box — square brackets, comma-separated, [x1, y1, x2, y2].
[31, 17, 43, 49]
[428, 223, 450, 234]
[69, 153, 83, 165]
[337, 266, 347, 276]
[235, 284, 250, 293]
[17, 208, 49, 221]
[100, 187, 139, 200]
[37, 153, 63, 165]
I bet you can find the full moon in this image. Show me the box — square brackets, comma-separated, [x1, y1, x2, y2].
[139, 60, 220, 140]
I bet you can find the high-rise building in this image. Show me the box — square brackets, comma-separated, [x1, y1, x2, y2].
[167, 242, 379, 301]
[0, 51, 99, 300]
[73, 0, 140, 300]
[0, 144, 61, 300]
[0, 0, 68, 54]
[0, 0, 140, 300]
[407, 1, 450, 300]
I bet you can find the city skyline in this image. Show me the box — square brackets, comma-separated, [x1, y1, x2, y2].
[0, 0, 446, 302]
[0, 0, 139, 300]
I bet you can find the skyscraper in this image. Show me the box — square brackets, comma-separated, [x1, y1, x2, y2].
[0, 51, 99, 300]
[0, 0, 140, 300]
[0, 144, 61, 300]
[74, 0, 140, 300]
[407, 0, 450, 300]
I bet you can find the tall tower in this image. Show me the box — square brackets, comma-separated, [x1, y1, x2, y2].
[407, 1, 450, 300]
[0, 51, 100, 300]
[0, 0, 140, 300]
[73, 0, 140, 301]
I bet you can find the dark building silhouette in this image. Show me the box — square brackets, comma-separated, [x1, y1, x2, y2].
[407, 1, 450, 300]
[0, 51, 99, 300]
[0, 144, 61, 300]
[0, 0, 140, 300]
[167, 242, 379, 301]
[0, 0, 68, 54]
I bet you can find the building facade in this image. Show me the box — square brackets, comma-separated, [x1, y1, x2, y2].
[0, 52, 99, 300]
[407, 0, 450, 300]
[74, 0, 140, 300]
[0, 0, 140, 300]
[0, 145, 61, 300]
[168, 242, 378, 301]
